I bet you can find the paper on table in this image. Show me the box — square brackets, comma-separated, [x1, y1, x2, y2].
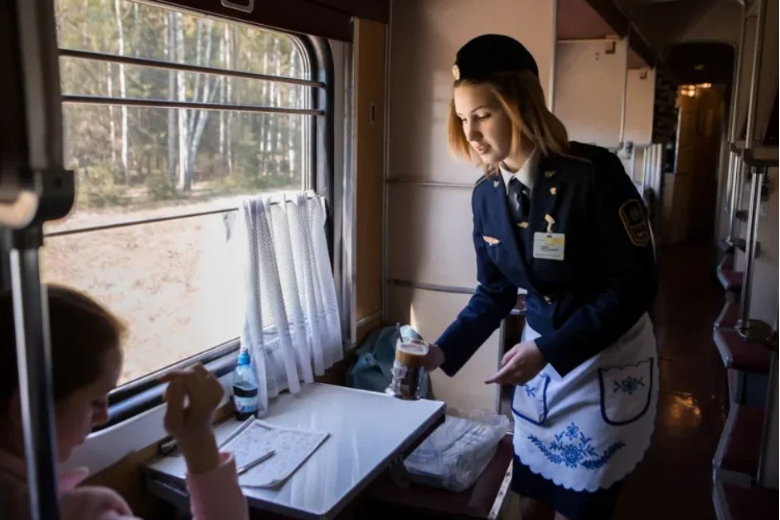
[220, 419, 329, 488]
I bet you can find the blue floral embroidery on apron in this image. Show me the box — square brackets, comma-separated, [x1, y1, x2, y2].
[527, 423, 625, 470]
[613, 376, 645, 395]
[599, 358, 654, 425]
[512, 374, 550, 425]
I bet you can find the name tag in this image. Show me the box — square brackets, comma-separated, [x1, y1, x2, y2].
[533, 233, 565, 261]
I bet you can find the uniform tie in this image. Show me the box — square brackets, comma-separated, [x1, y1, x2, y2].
[508, 177, 531, 224]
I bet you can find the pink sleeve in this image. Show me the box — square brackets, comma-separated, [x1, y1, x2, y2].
[186, 453, 249, 520]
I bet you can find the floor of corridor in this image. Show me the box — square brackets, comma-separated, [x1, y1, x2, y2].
[613, 241, 729, 519]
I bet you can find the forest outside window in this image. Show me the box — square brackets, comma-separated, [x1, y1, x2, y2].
[45, 0, 318, 386]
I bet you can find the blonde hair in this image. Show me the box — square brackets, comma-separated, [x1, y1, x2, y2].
[447, 71, 569, 171]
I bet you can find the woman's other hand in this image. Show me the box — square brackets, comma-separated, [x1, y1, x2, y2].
[484, 341, 545, 385]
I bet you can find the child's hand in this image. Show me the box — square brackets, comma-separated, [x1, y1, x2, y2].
[60, 485, 135, 520]
[159, 364, 223, 474]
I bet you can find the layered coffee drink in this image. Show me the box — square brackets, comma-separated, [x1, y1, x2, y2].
[386, 338, 429, 400]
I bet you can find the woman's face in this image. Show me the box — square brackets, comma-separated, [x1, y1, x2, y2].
[453, 83, 513, 165]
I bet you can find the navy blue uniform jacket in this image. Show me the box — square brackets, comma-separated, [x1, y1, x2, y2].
[435, 142, 657, 378]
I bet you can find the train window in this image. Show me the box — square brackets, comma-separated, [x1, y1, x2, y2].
[44, 0, 318, 386]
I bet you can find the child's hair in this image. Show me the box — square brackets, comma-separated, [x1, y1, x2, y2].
[447, 70, 569, 167]
[0, 285, 125, 408]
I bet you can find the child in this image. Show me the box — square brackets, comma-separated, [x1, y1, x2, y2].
[0, 285, 249, 520]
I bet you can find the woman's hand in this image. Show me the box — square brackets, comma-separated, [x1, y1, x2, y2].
[484, 341, 546, 386]
[159, 364, 223, 474]
[422, 344, 447, 372]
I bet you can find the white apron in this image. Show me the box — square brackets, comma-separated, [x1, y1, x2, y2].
[511, 313, 658, 492]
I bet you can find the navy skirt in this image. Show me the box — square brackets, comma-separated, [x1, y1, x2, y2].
[511, 456, 623, 520]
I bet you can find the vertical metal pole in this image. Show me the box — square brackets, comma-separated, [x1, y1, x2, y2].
[646, 147, 654, 212]
[655, 144, 663, 194]
[618, 33, 629, 147]
[733, 0, 775, 345]
[654, 144, 665, 235]
[339, 41, 355, 346]
[10, 228, 61, 520]
[548, 0, 559, 112]
[744, 0, 767, 151]
[496, 320, 506, 414]
[726, 152, 734, 216]
[736, 167, 763, 334]
[734, 0, 768, 339]
[381, 1, 393, 325]
[728, 8, 747, 145]
[724, 3, 747, 247]
[737, 160, 746, 217]
[645, 144, 658, 197]
[727, 154, 741, 244]
[4, 0, 69, 518]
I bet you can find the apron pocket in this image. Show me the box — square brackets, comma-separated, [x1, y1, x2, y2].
[511, 374, 551, 425]
[598, 358, 654, 425]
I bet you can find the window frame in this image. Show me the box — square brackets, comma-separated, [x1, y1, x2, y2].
[44, 1, 336, 431]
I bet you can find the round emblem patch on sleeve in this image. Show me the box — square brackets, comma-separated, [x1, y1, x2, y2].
[619, 200, 650, 247]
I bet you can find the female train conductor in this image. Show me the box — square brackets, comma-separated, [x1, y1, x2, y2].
[423, 34, 659, 520]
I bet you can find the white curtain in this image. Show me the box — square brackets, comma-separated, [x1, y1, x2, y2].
[232, 191, 342, 414]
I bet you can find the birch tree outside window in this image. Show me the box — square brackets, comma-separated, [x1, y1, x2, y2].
[46, 0, 317, 386]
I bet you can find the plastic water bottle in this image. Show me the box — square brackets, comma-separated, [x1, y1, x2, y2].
[232, 348, 259, 420]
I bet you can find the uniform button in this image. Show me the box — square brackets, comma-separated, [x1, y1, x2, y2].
[543, 296, 552, 304]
